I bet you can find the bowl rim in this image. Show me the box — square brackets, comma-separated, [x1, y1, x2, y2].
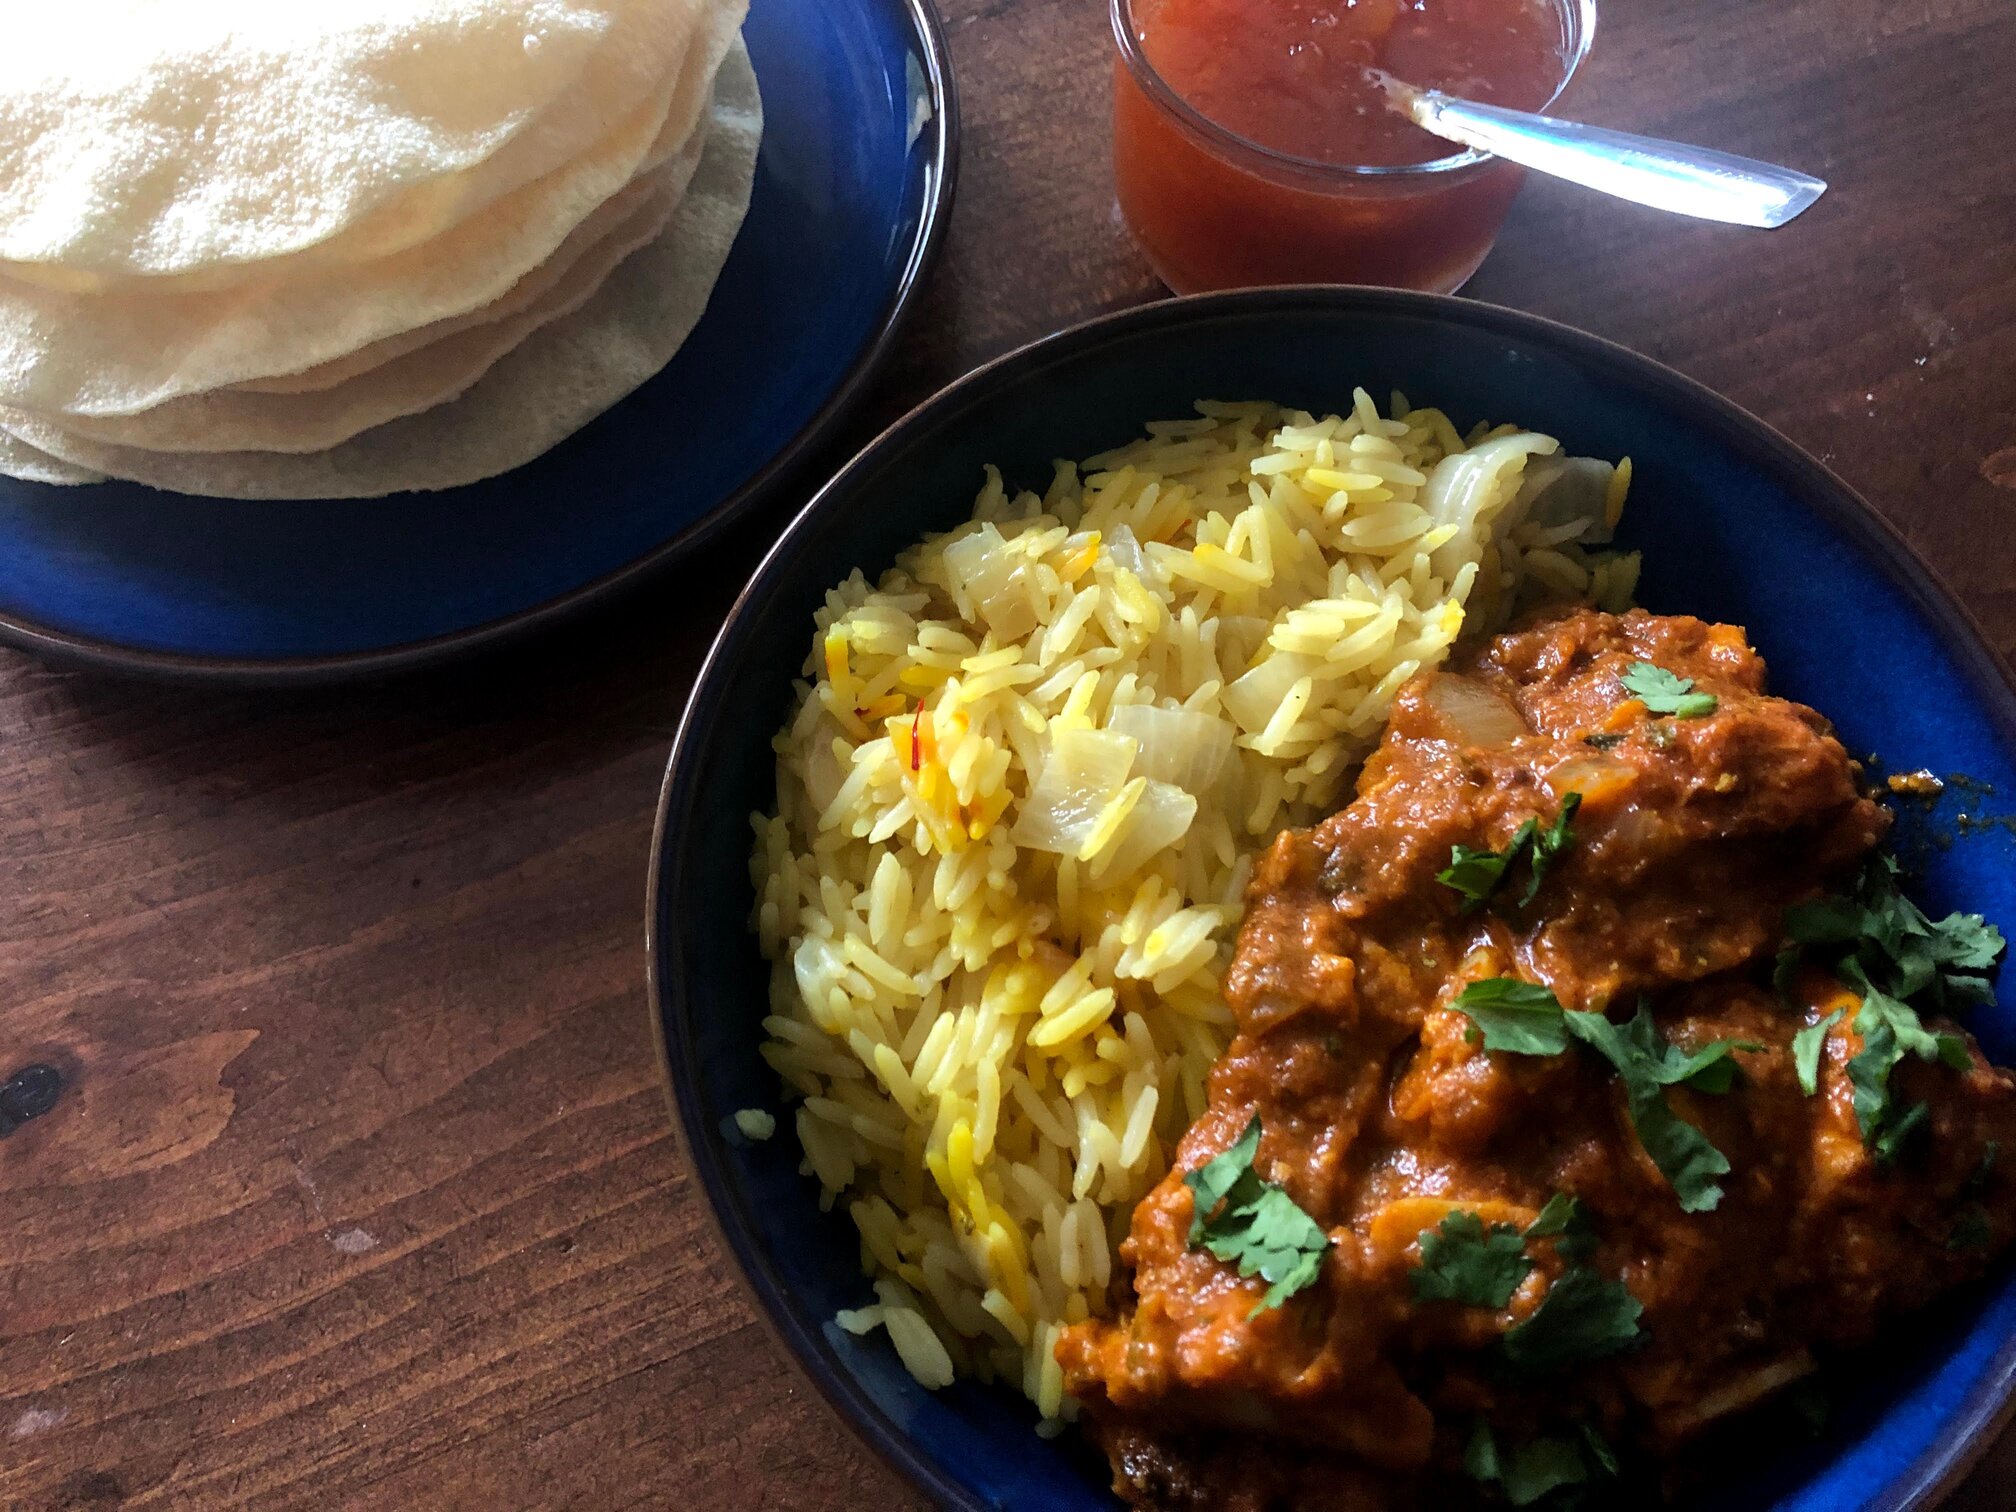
[0, 0, 960, 688]
[647, 284, 2016, 1512]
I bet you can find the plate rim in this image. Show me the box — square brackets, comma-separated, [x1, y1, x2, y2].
[0, 0, 959, 688]
[646, 284, 2016, 1512]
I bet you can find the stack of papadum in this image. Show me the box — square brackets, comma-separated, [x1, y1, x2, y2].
[0, 0, 760, 498]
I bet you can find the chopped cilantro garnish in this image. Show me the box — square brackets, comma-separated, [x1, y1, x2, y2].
[1779, 855, 2004, 1159]
[1449, 978, 1571, 1055]
[1439, 821, 1537, 915]
[1871, 1099, 1930, 1167]
[1452, 986, 1754, 1212]
[1524, 1192, 1598, 1265]
[1464, 1422, 1619, 1508]
[1183, 1116, 1258, 1241]
[1501, 1439, 1592, 1507]
[1501, 1265, 1645, 1373]
[1522, 793, 1582, 906]
[1464, 1419, 1503, 1483]
[1182, 1116, 1329, 1315]
[1411, 1211, 1533, 1309]
[1793, 1008, 1844, 1096]
[1448, 970, 1760, 1211]
[1562, 1003, 1759, 1212]
[1579, 1423, 1620, 1478]
[1407, 1197, 1643, 1380]
[1948, 1145, 1999, 1250]
[1968, 1141, 1999, 1193]
[1411, 1194, 1606, 1314]
[1620, 661, 1718, 718]
[1438, 794, 1581, 914]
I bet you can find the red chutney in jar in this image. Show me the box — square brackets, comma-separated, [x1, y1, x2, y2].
[1113, 0, 1572, 293]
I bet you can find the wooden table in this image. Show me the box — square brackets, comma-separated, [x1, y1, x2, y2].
[4, 0, 2015, 1505]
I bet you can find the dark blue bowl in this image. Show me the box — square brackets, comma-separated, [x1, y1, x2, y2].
[649, 288, 2016, 1512]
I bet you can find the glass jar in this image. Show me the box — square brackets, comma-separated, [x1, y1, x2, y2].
[1110, 0, 1596, 294]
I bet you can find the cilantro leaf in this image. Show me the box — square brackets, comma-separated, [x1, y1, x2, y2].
[1624, 1086, 1733, 1214]
[1452, 988, 1755, 1211]
[1501, 1438, 1591, 1507]
[1449, 979, 1570, 1055]
[1501, 1266, 1644, 1373]
[1871, 1099, 1930, 1166]
[1950, 1144, 1999, 1250]
[1524, 1193, 1598, 1265]
[1464, 1420, 1503, 1484]
[1793, 1008, 1844, 1096]
[1929, 911, 2007, 971]
[1438, 796, 1580, 914]
[1785, 896, 1865, 947]
[1183, 1116, 1329, 1314]
[1465, 1422, 1617, 1508]
[1579, 1423, 1620, 1478]
[1935, 1033, 1974, 1071]
[1620, 661, 1717, 718]
[1411, 1211, 1533, 1309]
[1521, 792, 1582, 907]
[1562, 1004, 1759, 1212]
[1967, 1140, 1999, 1193]
[1184, 1116, 1259, 1244]
[1439, 819, 1537, 914]
[1836, 953, 1966, 1152]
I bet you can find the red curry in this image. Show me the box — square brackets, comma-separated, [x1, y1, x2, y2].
[1059, 608, 2016, 1509]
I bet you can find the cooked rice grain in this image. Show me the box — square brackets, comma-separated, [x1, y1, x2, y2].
[749, 395, 1636, 1416]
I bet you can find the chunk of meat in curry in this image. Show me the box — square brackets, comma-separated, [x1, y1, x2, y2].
[1057, 608, 2016, 1510]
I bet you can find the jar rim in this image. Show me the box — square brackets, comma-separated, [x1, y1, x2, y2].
[1109, 0, 1598, 180]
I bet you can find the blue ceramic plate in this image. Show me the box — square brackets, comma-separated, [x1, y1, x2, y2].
[0, 0, 954, 683]
[650, 289, 2016, 1512]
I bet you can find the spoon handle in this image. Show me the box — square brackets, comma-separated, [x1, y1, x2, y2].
[1400, 88, 1827, 229]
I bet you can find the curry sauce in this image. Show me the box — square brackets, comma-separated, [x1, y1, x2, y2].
[1059, 608, 2015, 1509]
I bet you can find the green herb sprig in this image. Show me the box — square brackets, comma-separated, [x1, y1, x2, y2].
[1619, 661, 1717, 718]
[1183, 1116, 1329, 1315]
[1408, 1195, 1642, 1376]
[1438, 794, 1582, 914]
[1466, 1420, 1620, 1507]
[1781, 855, 2004, 1156]
[1448, 982, 1758, 1212]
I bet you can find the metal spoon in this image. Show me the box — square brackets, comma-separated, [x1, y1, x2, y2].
[1373, 73, 1827, 229]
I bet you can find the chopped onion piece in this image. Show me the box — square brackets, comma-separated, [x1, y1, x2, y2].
[799, 715, 850, 814]
[1548, 752, 1636, 805]
[1091, 777, 1198, 881]
[1517, 455, 1618, 544]
[1420, 675, 1529, 747]
[941, 524, 1038, 641]
[1104, 523, 1150, 580]
[1421, 432, 1559, 583]
[1010, 728, 1139, 854]
[1222, 651, 1321, 735]
[1105, 703, 1236, 794]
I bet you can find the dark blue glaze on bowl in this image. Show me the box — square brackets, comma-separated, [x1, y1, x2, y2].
[650, 288, 2016, 1512]
[0, 0, 954, 683]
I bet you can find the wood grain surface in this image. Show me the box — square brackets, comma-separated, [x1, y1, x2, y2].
[4, 0, 2015, 1506]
